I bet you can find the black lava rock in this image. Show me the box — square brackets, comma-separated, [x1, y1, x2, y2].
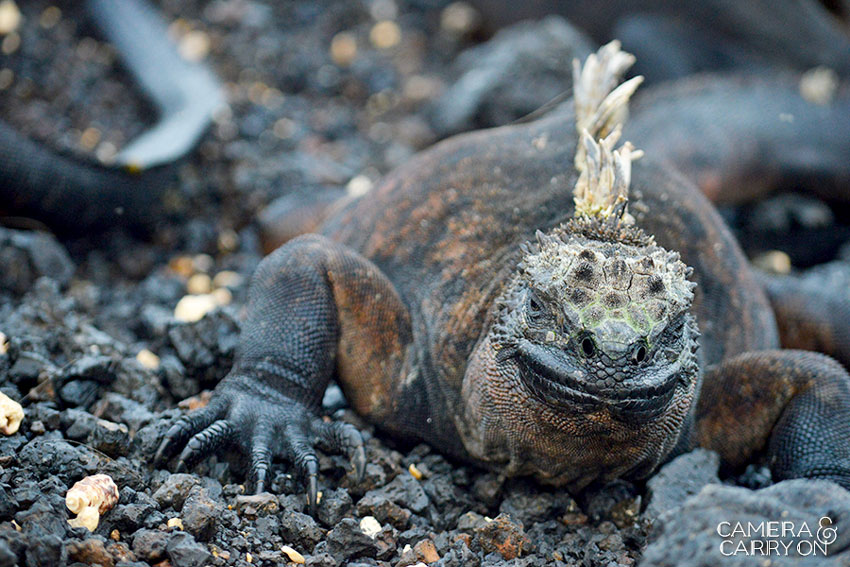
[280, 510, 325, 552]
[0, 228, 74, 295]
[317, 488, 353, 528]
[166, 531, 211, 567]
[181, 487, 220, 541]
[131, 528, 168, 563]
[87, 418, 131, 457]
[645, 449, 721, 524]
[643, 479, 850, 566]
[326, 518, 379, 561]
[152, 474, 201, 512]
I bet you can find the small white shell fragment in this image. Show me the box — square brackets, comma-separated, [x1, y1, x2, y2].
[186, 273, 213, 294]
[0, 391, 24, 435]
[67, 506, 100, 531]
[369, 20, 401, 49]
[212, 270, 244, 289]
[174, 294, 218, 322]
[0, 1, 21, 35]
[167, 517, 184, 530]
[360, 515, 382, 538]
[281, 545, 305, 564]
[66, 474, 119, 532]
[136, 349, 161, 370]
[178, 29, 210, 62]
[800, 66, 838, 106]
[211, 287, 232, 306]
[346, 175, 373, 197]
[330, 32, 357, 67]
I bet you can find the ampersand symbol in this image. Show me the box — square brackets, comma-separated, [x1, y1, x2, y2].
[817, 516, 838, 545]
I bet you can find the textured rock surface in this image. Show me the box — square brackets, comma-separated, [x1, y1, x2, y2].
[643, 479, 850, 566]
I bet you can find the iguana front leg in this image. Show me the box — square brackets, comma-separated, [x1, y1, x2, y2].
[156, 234, 414, 511]
[695, 350, 850, 488]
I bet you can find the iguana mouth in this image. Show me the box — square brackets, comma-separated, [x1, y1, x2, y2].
[513, 338, 681, 424]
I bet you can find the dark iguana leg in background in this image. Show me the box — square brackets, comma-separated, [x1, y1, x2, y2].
[756, 269, 850, 369]
[0, 120, 165, 233]
[156, 234, 414, 511]
[614, 13, 761, 83]
[626, 75, 850, 205]
[470, 0, 850, 77]
[695, 350, 850, 488]
[1, 0, 222, 234]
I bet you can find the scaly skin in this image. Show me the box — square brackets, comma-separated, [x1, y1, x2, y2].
[157, 53, 850, 511]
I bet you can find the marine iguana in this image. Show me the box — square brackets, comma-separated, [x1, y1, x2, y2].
[156, 42, 850, 512]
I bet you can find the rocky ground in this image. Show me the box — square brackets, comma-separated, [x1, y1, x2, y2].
[1, 1, 850, 566]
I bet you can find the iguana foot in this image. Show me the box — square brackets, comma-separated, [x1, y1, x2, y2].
[155, 375, 366, 513]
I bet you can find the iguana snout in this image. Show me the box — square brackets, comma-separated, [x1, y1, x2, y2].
[513, 334, 685, 425]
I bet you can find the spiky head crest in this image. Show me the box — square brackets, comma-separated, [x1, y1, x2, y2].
[496, 42, 696, 347]
[572, 40, 644, 224]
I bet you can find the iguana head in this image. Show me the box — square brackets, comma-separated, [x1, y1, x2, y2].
[494, 221, 698, 424]
[468, 215, 700, 488]
[460, 42, 700, 488]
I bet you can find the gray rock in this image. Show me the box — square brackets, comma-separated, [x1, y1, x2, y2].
[181, 487, 220, 541]
[87, 418, 131, 457]
[0, 539, 15, 567]
[152, 473, 201, 511]
[132, 528, 168, 562]
[234, 491, 279, 518]
[0, 485, 16, 522]
[25, 532, 65, 567]
[326, 518, 379, 561]
[16, 498, 68, 539]
[101, 392, 158, 431]
[280, 510, 325, 551]
[643, 479, 850, 566]
[166, 531, 211, 567]
[378, 473, 429, 514]
[0, 228, 74, 295]
[499, 480, 577, 526]
[317, 488, 353, 527]
[645, 449, 721, 523]
[62, 408, 99, 440]
[17, 437, 98, 484]
[166, 308, 239, 384]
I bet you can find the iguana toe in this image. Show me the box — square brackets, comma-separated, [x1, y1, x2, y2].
[154, 401, 226, 465]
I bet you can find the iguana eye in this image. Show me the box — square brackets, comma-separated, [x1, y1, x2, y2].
[631, 344, 647, 365]
[580, 336, 595, 357]
[526, 292, 545, 323]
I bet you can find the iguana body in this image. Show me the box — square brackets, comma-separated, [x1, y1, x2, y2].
[157, 44, 850, 511]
